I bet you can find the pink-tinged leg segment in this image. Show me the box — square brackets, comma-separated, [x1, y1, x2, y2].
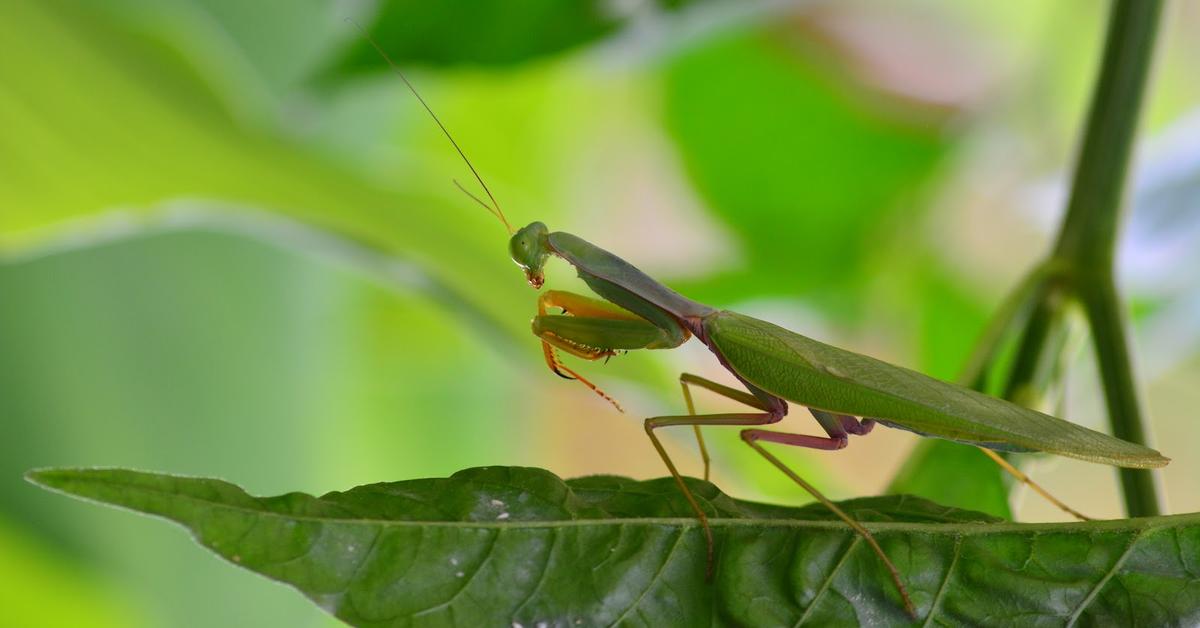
[841, 415, 876, 436]
[741, 429, 848, 450]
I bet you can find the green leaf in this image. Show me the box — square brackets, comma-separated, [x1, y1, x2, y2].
[0, 516, 142, 628]
[663, 29, 948, 309]
[28, 466, 1200, 626]
[329, 0, 705, 72]
[0, 1, 526, 335]
[888, 439, 1012, 520]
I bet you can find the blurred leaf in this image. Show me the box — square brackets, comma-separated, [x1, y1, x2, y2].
[81, 0, 345, 121]
[888, 440, 1011, 519]
[0, 517, 141, 628]
[329, 0, 703, 73]
[885, 264, 1011, 518]
[893, 273, 1096, 520]
[663, 28, 948, 311]
[914, 266, 993, 381]
[31, 465, 1200, 626]
[0, 0, 525, 336]
[0, 228, 521, 626]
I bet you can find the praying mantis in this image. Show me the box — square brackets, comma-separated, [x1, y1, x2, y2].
[356, 27, 1169, 618]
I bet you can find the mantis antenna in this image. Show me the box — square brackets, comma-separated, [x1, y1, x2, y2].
[346, 18, 515, 235]
[453, 179, 501, 217]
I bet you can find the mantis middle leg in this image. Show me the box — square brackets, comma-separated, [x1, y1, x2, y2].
[675, 377, 872, 481]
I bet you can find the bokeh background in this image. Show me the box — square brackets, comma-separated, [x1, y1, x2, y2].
[3, 1, 1200, 626]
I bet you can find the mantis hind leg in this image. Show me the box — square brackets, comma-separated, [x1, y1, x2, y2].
[842, 415, 876, 435]
[739, 414, 915, 615]
[740, 430, 915, 618]
[975, 446, 1092, 521]
[645, 375, 915, 616]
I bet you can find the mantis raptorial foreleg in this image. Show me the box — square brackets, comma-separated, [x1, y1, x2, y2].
[534, 290, 655, 411]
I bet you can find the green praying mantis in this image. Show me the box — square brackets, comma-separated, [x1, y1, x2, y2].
[357, 28, 1169, 618]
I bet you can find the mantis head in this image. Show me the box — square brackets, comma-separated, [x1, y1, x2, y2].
[509, 221, 550, 288]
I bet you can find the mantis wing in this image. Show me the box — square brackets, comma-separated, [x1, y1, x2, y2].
[707, 311, 1168, 469]
[547, 232, 715, 320]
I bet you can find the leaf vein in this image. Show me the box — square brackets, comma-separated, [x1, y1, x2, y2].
[511, 528, 559, 622]
[793, 534, 860, 627]
[339, 529, 382, 621]
[412, 529, 501, 618]
[40, 474, 1196, 534]
[265, 523, 327, 570]
[1066, 530, 1142, 626]
[922, 534, 963, 627]
[609, 527, 687, 627]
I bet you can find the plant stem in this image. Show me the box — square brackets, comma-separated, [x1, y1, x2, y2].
[899, 0, 1165, 522]
[1053, 0, 1164, 517]
[1001, 279, 1063, 405]
[955, 264, 1049, 390]
[1052, 0, 1164, 269]
[1081, 274, 1163, 516]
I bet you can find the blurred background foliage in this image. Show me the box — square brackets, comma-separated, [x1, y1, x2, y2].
[2, 0, 1199, 626]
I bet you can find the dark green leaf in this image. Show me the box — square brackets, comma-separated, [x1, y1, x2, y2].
[28, 466, 1200, 626]
[329, 0, 704, 72]
[888, 439, 1012, 520]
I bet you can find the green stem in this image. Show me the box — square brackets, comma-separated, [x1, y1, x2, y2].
[1000, 273, 1083, 414]
[1001, 280, 1062, 405]
[1080, 274, 1163, 516]
[1051, 0, 1164, 517]
[1053, 0, 1164, 268]
[955, 264, 1049, 391]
